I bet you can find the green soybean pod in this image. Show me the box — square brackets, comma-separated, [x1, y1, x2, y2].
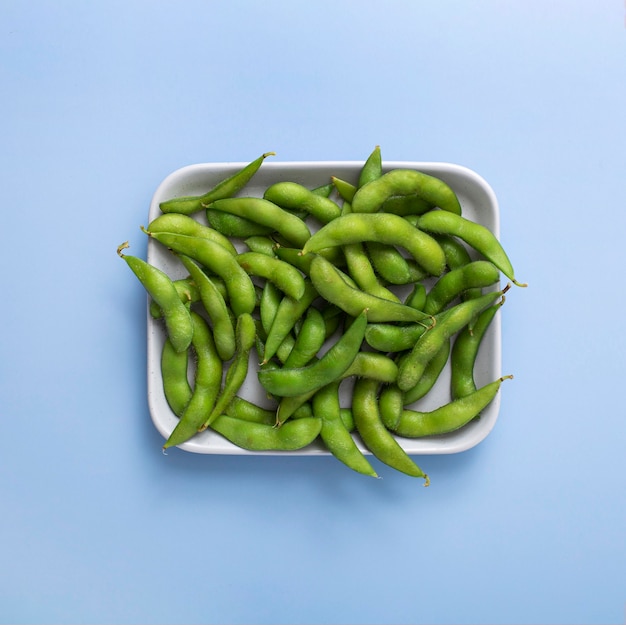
[160, 338, 192, 417]
[163, 312, 223, 449]
[381, 194, 433, 216]
[142, 230, 257, 317]
[401, 338, 451, 405]
[423, 260, 501, 316]
[352, 377, 429, 484]
[397, 289, 505, 392]
[210, 415, 322, 451]
[259, 280, 282, 336]
[417, 210, 527, 287]
[263, 181, 342, 224]
[117, 242, 193, 353]
[301, 212, 446, 277]
[206, 209, 275, 238]
[274, 351, 399, 427]
[311, 182, 334, 198]
[340, 202, 401, 303]
[309, 254, 433, 324]
[178, 254, 236, 361]
[283, 307, 327, 369]
[146, 213, 237, 256]
[224, 396, 276, 425]
[205, 197, 312, 248]
[331, 176, 357, 203]
[366, 241, 428, 285]
[262, 280, 318, 364]
[199, 312, 257, 431]
[244, 235, 278, 257]
[159, 151, 275, 215]
[313, 381, 378, 478]
[352, 169, 462, 215]
[149, 278, 199, 319]
[258, 309, 367, 398]
[450, 297, 504, 400]
[236, 251, 306, 301]
[383, 375, 513, 437]
[364, 321, 433, 353]
[358, 145, 382, 188]
[405, 283, 427, 311]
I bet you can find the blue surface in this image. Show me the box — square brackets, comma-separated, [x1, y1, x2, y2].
[1, 1, 625, 624]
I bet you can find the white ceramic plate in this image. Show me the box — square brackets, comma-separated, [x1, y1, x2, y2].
[146, 160, 502, 455]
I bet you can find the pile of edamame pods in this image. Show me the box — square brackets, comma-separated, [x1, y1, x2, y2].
[118, 147, 525, 484]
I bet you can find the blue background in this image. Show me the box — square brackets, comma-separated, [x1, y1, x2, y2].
[1, 1, 625, 623]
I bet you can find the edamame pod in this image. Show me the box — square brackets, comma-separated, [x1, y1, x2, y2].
[309, 254, 433, 324]
[258, 309, 367, 398]
[159, 151, 275, 215]
[352, 378, 429, 483]
[205, 197, 312, 248]
[199, 312, 257, 431]
[301, 212, 446, 277]
[210, 415, 322, 451]
[236, 252, 306, 301]
[163, 312, 223, 448]
[147, 213, 237, 255]
[417, 210, 526, 287]
[314, 381, 378, 478]
[384, 376, 513, 437]
[142, 230, 257, 317]
[352, 169, 462, 215]
[263, 181, 342, 224]
[397, 289, 506, 392]
[117, 242, 193, 353]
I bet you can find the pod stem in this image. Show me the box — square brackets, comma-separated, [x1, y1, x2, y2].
[117, 241, 130, 257]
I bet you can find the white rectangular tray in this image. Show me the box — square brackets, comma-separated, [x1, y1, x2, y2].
[146, 160, 502, 455]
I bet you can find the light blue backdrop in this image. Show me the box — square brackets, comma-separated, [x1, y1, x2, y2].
[1, 1, 624, 623]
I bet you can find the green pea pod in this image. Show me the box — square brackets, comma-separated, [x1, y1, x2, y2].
[205, 209, 275, 238]
[163, 312, 223, 449]
[258, 309, 367, 398]
[384, 375, 513, 437]
[118, 242, 193, 353]
[352, 169, 462, 215]
[159, 151, 275, 215]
